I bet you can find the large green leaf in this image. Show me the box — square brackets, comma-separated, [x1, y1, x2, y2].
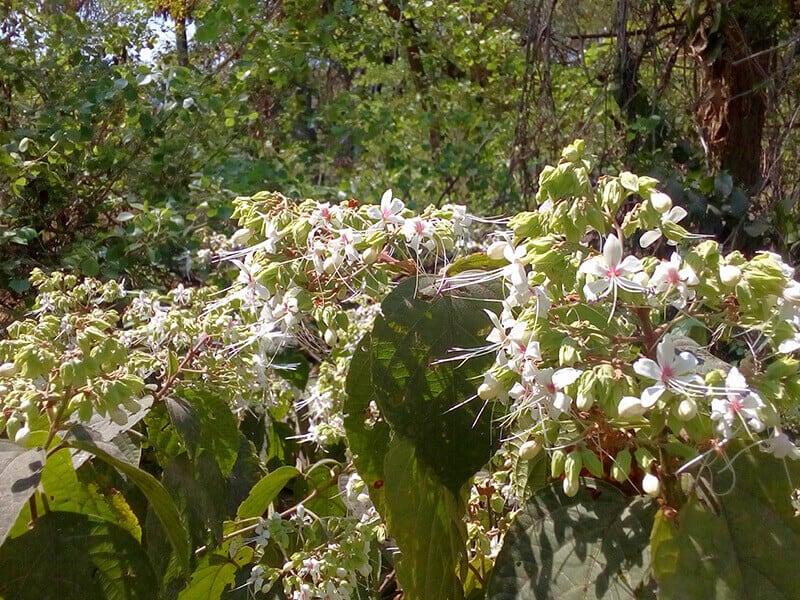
[348, 277, 500, 494]
[487, 480, 657, 599]
[166, 388, 240, 476]
[41, 446, 142, 540]
[384, 438, 468, 600]
[0, 440, 45, 546]
[0, 511, 157, 600]
[236, 465, 300, 520]
[651, 448, 800, 599]
[69, 435, 191, 574]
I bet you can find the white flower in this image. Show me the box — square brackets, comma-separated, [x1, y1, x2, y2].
[719, 264, 742, 286]
[579, 234, 645, 302]
[639, 205, 687, 248]
[759, 429, 800, 460]
[710, 367, 765, 438]
[633, 334, 701, 407]
[524, 366, 582, 415]
[367, 189, 405, 227]
[649, 252, 698, 308]
[402, 217, 435, 253]
[309, 202, 343, 229]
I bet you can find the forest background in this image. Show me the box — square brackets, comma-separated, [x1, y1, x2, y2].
[3, 0, 800, 311]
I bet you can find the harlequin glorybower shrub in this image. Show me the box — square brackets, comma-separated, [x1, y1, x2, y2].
[1, 140, 800, 599]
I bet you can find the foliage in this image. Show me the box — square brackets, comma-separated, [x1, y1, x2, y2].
[1, 141, 800, 599]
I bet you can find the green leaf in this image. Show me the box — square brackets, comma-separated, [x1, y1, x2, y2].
[651, 447, 800, 599]
[68, 436, 191, 574]
[0, 511, 157, 600]
[177, 561, 237, 599]
[168, 389, 240, 475]
[40, 446, 141, 541]
[236, 465, 300, 520]
[178, 547, 253, 599]
[0, 441, 45, 546]
[347, 278, 500, 493]
[487, 479, 657, 599]
[271, 348, 310, 390]
[384, 438, 467, 600]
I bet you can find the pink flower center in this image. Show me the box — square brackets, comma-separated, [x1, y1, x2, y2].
[320, 207, 331, 220]
[546, 383, 556, 394]
[661, 365, 674, 381]
[667, 268, 680, 285]
[414, 221, 425, 234]
[730, 395, 744, 412]
[606, 265, 619, 278]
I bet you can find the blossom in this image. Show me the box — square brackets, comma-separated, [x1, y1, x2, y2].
[633, 334, 701, 407]
[710, 367, 765, 438]
[579, 234, 645, 302]
[759, 429, 800, 460]
[639, 205, 687, 248]
[523, 365, 582, 415]
[366, 189, 405, 228]
[649, 252, 698, 308]
[402, 217, 435, 253]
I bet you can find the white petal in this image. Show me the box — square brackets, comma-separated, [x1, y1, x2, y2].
[578, 256, 608, 277]
[552, 392, 572, 414]
[584, 279, 611, 301]
[633, 357, 661, 380]
[603, 234, 622, 267]
[552, 367, 582, 389]
[640, 384, 665, 407]
[618, 255, 643, 274]
[725, 367, 748, 391]
[665, 206, 687, 223]
[672, 351, 698, 375]
[381, 188, 393, 207]
[639, 229, 661, 248]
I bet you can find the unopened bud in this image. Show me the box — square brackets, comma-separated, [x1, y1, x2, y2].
[519, 440, 541, 460]
[642, 473, 661, 497]
[650, 192, 672, 213]
[676, 398, 697, 421]
[719, 264, 742, 286]
[487, 241, 508, 261]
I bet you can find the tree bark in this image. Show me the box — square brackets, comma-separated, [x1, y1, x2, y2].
[176, 15, 189, 67]
[693, 1, 782, 190]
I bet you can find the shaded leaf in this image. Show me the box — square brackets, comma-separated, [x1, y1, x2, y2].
[0, 440, 45, 546]
[651, 447, 800, 599]
[0, 511, 156, 600]
[69, 436, 191, 574]
[348, 277, 500, 494]
[384, 438, 467, 600]
[487, 480, 657, 599]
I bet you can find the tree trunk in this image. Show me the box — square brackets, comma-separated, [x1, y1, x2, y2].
[176, 15, 189, 67]
[693, 2, 779, 191]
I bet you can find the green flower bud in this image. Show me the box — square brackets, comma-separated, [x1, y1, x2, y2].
[519, 440, 542, 461]
[550, 449, 567, 478]
[559, 340, 580, 367]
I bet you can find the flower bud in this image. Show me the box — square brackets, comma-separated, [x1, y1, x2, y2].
[487, 241, 508, 261]
[675, 398, 697, 421]
[642, 473, 661, 497]
[0, 362, 16, 377]
[231, 228, 252, 246]
[719, 264, 742, 286]
[650, 191, 673, 213]
[618, 396, 647, 418]
[563, 474, 580, 497]
[324, 328, 338, 347]
[519, 440, 542, 461]
[362, 246, 380, 265]
[550, 449, 567, 478]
